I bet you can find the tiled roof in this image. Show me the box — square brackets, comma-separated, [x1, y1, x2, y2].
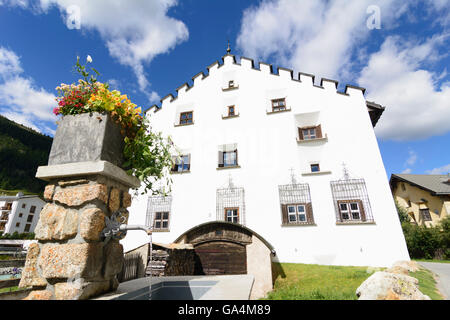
[391, 174, 450, 195]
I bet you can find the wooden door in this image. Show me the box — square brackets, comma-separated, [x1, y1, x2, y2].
[194, 241, 247, 275]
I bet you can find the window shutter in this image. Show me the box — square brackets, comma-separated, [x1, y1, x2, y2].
[218, 151, 224, 167]
[316, 124, 322, 138]
[358, 200, 366, 221]
[281, 204, 288, 225]
[298, 128, 304, 140]
[171, 156, 177, 171]
[306, 203, 314, 223]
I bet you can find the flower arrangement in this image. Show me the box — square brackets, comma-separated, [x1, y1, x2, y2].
[53, 56, 173, 195]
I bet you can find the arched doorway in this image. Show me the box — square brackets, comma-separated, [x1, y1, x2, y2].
[174, 221, 275, 299]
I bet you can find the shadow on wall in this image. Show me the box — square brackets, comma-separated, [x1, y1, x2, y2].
[271, 262, 286, 286]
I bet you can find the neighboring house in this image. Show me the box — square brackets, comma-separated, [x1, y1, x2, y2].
[0, 192, 45, 234]
[390, 174, 450, 227]
[122, 51, 410, 270]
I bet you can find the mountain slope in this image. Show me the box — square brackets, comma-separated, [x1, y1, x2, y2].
[0, 115, 53, 194]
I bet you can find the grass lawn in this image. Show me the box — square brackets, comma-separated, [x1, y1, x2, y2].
[0, 286, 25, 294]
[413, 259, 450, 264]
[409, 268, 444, 300]
[265, 263, 375, 300]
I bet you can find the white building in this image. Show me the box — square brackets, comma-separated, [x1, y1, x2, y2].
[0, 192, 45, 234]
[122, 52, 410, 269]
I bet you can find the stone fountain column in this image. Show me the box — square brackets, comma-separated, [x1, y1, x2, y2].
[18, 160, 140, 300]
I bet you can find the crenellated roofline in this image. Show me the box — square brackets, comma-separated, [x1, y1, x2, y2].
[144, 54, 376, 117]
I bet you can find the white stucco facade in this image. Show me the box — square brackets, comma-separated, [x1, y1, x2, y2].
[0, 192, 45, 234]
[121, 54, 410, 268]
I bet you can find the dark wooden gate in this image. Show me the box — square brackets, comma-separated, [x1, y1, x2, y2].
[194, 241, 247, 275]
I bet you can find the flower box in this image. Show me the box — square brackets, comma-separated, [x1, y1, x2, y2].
[48, 112, 125, 167]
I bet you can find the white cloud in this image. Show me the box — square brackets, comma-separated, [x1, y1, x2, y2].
[4, 0, 189, 103]
[236, 0, 408, 81]
[401, 168, 412, 174]
[0, 47, 22, 78]
[0, 47, 56, 134]
[426, 164, 450, 175]
[358, 35, 450, 140]
[405, 149, 417, 167]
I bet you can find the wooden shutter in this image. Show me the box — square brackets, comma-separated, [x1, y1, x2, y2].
[306, 203, 314, 224]
[358, 200, 366, 221]
[171, 156, 177, 171]
[218, 151, 224, 167]
[316, 124, 322, 138]
[298, 128, 304, 140]
[281, 204, 288, 225]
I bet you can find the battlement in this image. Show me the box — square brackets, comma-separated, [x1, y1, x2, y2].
[144, 54, 367, 114]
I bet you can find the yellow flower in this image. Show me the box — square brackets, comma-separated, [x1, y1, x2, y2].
[135, 107, 142, 114]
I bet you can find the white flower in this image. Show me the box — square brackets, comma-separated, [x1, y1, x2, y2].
[86, 55, 92, 63]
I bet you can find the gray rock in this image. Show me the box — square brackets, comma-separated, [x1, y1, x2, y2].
[356, 271, 431, 300]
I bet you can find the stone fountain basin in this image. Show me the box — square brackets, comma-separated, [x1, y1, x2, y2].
[94, 275, 254, 300]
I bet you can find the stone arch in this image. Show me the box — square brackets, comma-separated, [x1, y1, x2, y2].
[174, 221, 275, 299]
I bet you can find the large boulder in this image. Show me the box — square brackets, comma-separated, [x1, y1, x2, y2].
[356, 271, 431, 300]
[391, 260, 420, 272]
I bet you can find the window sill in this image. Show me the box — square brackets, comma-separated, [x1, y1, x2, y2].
[174, 122, 195, 127]
[297, 135, 328, 144]
[222, 113, 240, 119]
[281, 223, 316, 227]
[301, 171, 332, 176]
[222, 85, 239, 92]
[152, 229, 170, 232]
[217, 165, 241, 170]
[336, 221, 376, 226]
[266, 107, 291, 115]
[170, 170, 191, 175]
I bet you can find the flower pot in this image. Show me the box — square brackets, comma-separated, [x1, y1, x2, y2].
[48, 112, 125, 168]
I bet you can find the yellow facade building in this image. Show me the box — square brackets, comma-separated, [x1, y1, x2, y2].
[390, 174, 450, 227]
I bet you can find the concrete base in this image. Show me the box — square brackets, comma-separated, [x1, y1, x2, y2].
[36, 161, 140, 188]
[95, 275, 255, 300]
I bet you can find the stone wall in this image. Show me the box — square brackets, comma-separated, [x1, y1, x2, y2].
[19, 174, 133, 300]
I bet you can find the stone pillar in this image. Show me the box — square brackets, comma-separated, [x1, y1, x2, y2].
[19, 161, 140, 300]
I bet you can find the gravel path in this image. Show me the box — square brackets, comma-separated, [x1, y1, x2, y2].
[418, 262, 450, 300]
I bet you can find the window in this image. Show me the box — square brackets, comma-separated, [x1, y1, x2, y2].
[337, 200, 365, 222]
[281, 202, 314, 225]
[420, 208, 432, 221]
[22, 203, 26, 209]
[228, 80, 235, 88]
[401, 183, 406, 191]
[287, 205, 307, 223]
[18, 213, 23, 218]
[224, 208, 239, 223]
[29, 206, 36, 214]
[27, 215, 33, 223]
[16, 223, 20, 227]
[172, 154, 190, 172]
[218, 149, 238, 168]
[228, 105, 235, 116]
[310, 164, 320, 173]
[271, 98, 286, 112]
[407, 200, 412, 207]
[153, 212, 169, 230]
[298, 125, 323, 140]
[24, 224, 31, 232]
[179, 111, 193, 125]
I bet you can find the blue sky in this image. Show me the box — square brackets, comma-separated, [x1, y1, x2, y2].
[0, 0, 449, 178]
